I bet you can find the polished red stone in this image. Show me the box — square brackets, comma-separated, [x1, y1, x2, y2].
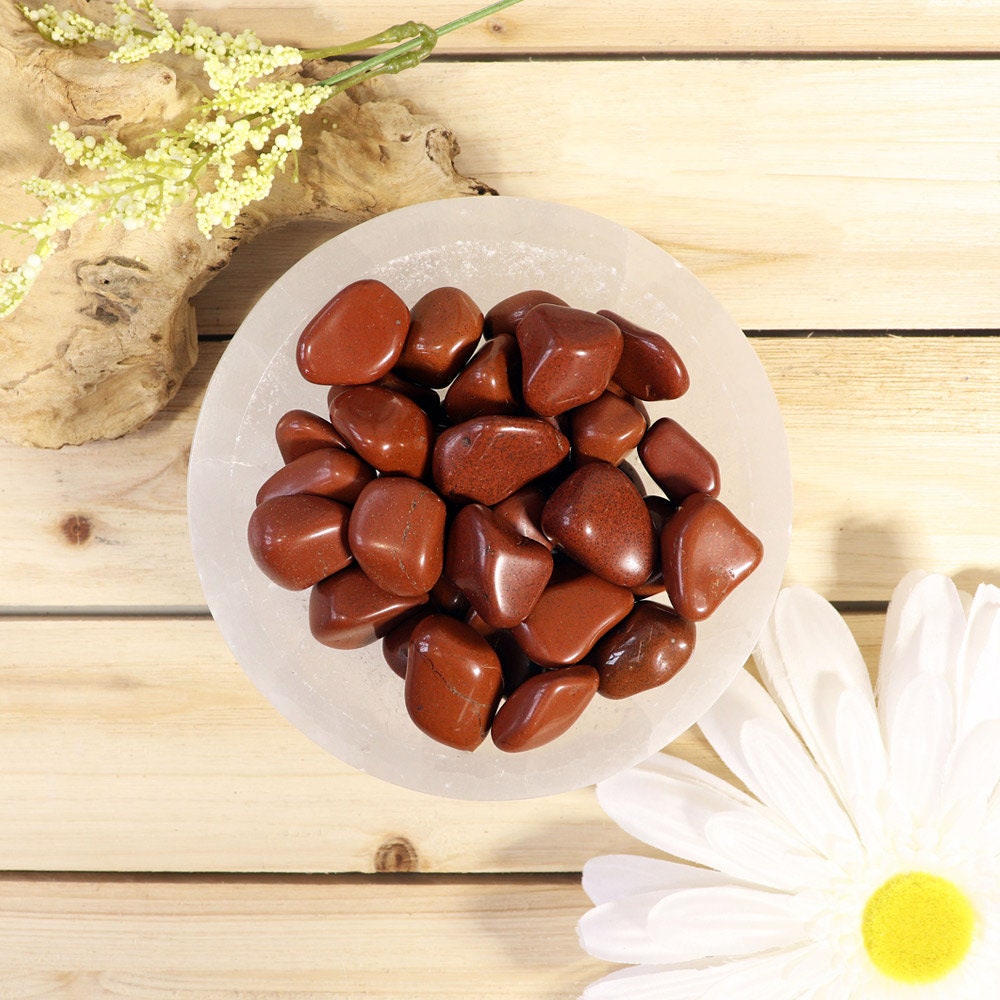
[483, 289, 567, 339]
[491, 486, 553, 550]
[309, 566, 427, 649]
[394, 286, 483, 388]
[517, 304, 623, 416]
[329, 385, 432, 479]
[638, 417, 721, 502]
[660, 493, 763, 621]
[255, 446, 376, 507]
[432, 415, 570, 505]
[247, 494, 351, 591]
[491, 664, 599, 752]
[381, 614, 422, 679]
[296, 279, 409, 385]
[591, 601, 696, 698]
[598, 309, 690, 400]
[631, 495, 675, 597]
[511, 564, 634, 667]
[541, 462, 656, 589]
[570, 391, 647, 466]
[446, 503, 553, 628]
[404, 614, 504, 751]
[443, 333, 522, 424]
[347, 477, 447, 597]
[274, 409, 347, 463]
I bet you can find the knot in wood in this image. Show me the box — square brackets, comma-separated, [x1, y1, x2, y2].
[60, 514, 92, 545]
[374, 836, 419, 872]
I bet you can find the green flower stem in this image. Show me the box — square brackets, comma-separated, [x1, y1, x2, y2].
[306, 0, 524, 91]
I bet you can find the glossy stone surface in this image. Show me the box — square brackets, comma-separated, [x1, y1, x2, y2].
[541, 462, 656, 588]
[274, 409, 347, 463]
[511, 564, 634, 667]
[638, 417, 721, 501]
[493, 631, 541, 697]
[381, 614, 421, 679]
[483, 289, 567, 339]
[309, 566, 427, 649]
[591, 601, 696, 698]
[329, 385, 432, 479]
[517, 304, 624, 416]
[404, 615, 504, 751]
[661, 493, 763, 621]
[429, 573, 470, 617]
[394, 286, 484, 388]
[598, 309, 690, 400]
[296, 278, 409, 385]
[247, 494, 351, 591]
[631, 495, 674, 597]
[443, 333, 521, 424]
[432, 416, 570, 505]
[348, 477, 446, 596]
[491, 664, 599, 753]
[570, 391, 647, 466]
[491, 486, 553, 550]
[446, 503, 553, 628]
[255, 446, 376, 507]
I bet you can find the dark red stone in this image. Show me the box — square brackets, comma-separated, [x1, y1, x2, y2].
[541, 462, 656, 589]
[638, 417, 721, 502]
[404, 615, 504, 751]
[347, 477, 446, 596]
[381, 615, 422, 679]
[247, 494, 351, 591]
[511, 564, 634, 667]
[296, 279, 409, 385]
[309, 566, 427, 649]
[429, 573, 471, 617]
[274, 409, 347, 462]
[446, 503, 553, 629]
[491, 664, 599, 752]
[491, 486, 553, 550]
[483, 289, 567, 339]
[329, 385, 432, 479]
[661, 494, 763, 621]
[394, 286, 483, 388]
[570, 391, 647, 466]
[432, 416, 570, 505]
[255, 447, 376, 507]
[443, 333, 521, 424]
[493, 631, 542, 697]
[591, 601, 696, 698]
[598, 309, 690, 400]
[517, 304, 623, 416]
[631, 495, 675, 598]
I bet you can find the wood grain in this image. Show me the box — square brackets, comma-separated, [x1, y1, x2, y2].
[192, 60, 1000, 333]
[0, 613, 885, 874]
[0, 873, 606, 998]
[2, 335, 998, 610]
[155, 1, 1000, 54]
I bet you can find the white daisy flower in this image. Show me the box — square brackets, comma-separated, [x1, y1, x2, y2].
[578, 571, 1000, 999]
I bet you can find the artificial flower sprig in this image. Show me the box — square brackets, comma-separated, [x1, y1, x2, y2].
[0, 0, 524, 317]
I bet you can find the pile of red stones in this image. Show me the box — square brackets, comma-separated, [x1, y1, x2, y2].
[247, 279, 762, 753]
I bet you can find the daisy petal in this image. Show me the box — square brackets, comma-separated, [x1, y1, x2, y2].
[954, 583, 1000, 739]
[596, 755, 831, 890]
[578, 889, 695, 965]
[698, 669, 861, 862]
[582, 854, 730, 906]
[753, 587, 887, 833]
[646, 884, 809, 961]
[941, 720, 1000, 845]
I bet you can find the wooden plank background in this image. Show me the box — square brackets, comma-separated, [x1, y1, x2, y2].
[3, 1, 1000, 994]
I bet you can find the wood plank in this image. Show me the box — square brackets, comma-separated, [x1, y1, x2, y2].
[0, 873, 606, 998]
[0, 613, 884, 874]
[193, 60, 1000, 333]
[3, 335, 999, 609]
[155, 1, 1000, 54]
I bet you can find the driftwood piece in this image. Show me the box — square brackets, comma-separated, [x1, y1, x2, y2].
[0, 2, 491, 448]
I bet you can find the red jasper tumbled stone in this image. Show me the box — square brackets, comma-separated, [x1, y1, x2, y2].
[404, 614, 504, 751]
[329, 385, 432, 479]
[598, 309, 690, 401]
[394, 286, 484, 388]
[491, 664, 600, 753]
[570, 390, 648, 467]
[483, 289, 568, 339]
[443, 333, 522, 424]
[516, 304, 623, 416]
[274, 409, 347, 463]
[348, 477, 447, 597]
[638, 417, 721, 502]
[255, 446, 376, 507]
[541, 462, 656, 589]
[248, 494, 352, 591]
[660, 493, 763, 621]
[296, 278, 409, 385]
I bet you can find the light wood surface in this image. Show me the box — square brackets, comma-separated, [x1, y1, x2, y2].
[3, 1, 1000, 995]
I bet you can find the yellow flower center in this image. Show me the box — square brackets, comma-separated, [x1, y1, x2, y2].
[862, 871, 976, 984]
